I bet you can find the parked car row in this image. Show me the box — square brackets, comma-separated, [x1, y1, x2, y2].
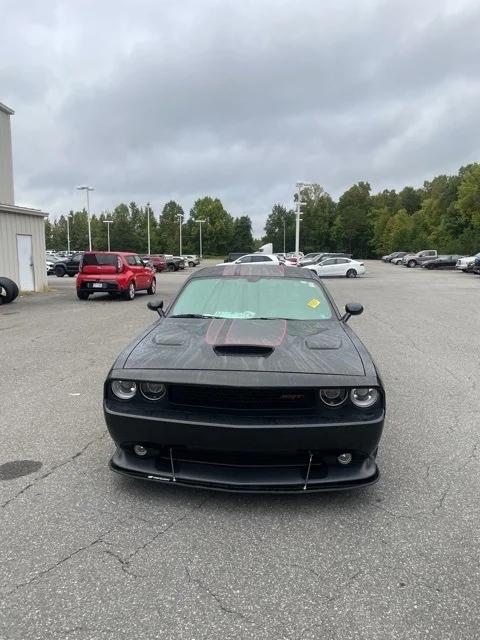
[48, 252, 200, 277]
[220, 252, 366, 278]
[382, 250, 479, 271]
[382, 250, 439, 267]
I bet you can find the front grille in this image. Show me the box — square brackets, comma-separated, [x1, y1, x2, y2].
[168, 384, 316, 411]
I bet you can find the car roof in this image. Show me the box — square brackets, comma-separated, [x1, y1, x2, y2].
[83, 251, 136, 256]
[189, 264, 318, 280]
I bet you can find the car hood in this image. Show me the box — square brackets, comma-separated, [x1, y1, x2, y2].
[123, 318, 365, 376]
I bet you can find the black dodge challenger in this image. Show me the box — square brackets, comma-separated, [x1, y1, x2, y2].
[104, 264, 385, 492]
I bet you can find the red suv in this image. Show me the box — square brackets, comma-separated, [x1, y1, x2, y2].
[76, 252, 156, 301]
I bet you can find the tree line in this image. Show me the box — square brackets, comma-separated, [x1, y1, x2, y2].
[45, 197, 256, 257]
[46, 163, 480, 258]
[263, 164, 480, 257]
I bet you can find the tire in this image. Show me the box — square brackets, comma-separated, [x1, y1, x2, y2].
[77, 291, 90, 300]
[68, 273, 75, 278]
[123, 281, 135, 301]
[346, 269, 357, 278]
[407, 260, 416, 268]
[167, 264, 175, 272]
[147, 278, 156, 295]
[0, 277, 19, 304]
[54, 266, 66, 277]
[188, 261, 194, 267]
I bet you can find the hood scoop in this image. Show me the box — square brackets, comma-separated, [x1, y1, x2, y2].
[305, 334, 342, 350]
[214, 345, 274, 357]
[153, 332, 186, 346]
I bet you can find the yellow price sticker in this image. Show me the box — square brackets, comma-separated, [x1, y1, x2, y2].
[307, 298, 321, 309]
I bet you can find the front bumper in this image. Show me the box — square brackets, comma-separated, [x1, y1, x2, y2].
[105, 404, 383, 493]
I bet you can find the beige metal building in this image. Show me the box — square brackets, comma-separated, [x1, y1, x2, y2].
[0, 102, 48, 292]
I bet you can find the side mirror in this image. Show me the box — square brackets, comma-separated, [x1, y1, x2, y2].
[341, 302, 363, 323]
[147, 299, 165, 317]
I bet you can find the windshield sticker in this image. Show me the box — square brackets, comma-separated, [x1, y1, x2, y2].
[307, 298, 321, 309]
[213, 310, 257, 319]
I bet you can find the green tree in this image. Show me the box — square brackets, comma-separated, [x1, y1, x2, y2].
[456, 164, 480, 230]
[189, 197, 234, 256]
[109, 203, 134, 251]
[263, 204, 295, 253]
[231, 216, 254, 252]
[398, 186, 422, 215]
[157, 201, 184, 254]
[296, 185, 336, 253]
[334, 181, 372, 256]
[389, 209, 415, 250]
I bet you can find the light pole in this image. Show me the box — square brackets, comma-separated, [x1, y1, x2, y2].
[176, 214, 184, 255]
[77, 186, 94, 251]
[195, 219, 206, 259]
[66, 212, 73, 253]
[146, 203, 151, 256]
[283, 217, 286, 254]
[295, 181, 311, 255]
[103, 219, 113, 251]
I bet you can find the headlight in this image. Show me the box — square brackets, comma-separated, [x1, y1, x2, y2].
[111, 380, 137, 400]
[350, 387, 379, 408]
[140, 381, 166, 401]
[319, 388, 348, 407]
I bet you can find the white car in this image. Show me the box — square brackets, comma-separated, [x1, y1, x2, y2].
[303, 257, 366, 278]
[456, 254, 479, 271]
[219, 253, 280, 266]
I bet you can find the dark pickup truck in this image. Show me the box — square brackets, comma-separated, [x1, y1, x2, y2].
[53, 253, 83, 277]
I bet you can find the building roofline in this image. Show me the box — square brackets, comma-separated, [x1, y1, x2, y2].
[0, 102, 14, 115]
[0, 203, 48, 218]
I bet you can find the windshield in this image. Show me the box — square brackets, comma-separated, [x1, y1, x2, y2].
[170, 277, 333, 320]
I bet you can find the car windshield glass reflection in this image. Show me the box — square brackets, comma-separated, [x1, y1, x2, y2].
[170, 277, 333, 320]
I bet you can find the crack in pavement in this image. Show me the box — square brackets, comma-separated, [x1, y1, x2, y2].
[184, 561, 258, 628]
[101, 546, 139, 578]
[96, 496, 210, 579]
[433, 488, 449, 514]
[1, 431, 108, 509]
[4, 526, 116, 595]
[4, 497, 210, 594]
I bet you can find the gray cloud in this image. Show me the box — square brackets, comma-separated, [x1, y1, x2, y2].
[1, 0, 480, 234]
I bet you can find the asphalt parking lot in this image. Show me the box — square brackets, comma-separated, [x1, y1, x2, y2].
[1, 261, 479, 640]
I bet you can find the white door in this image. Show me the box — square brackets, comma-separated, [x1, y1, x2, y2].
[16, 234, 35, 291]
[334, 258, 351, 276]
[316, 258, 337, 276]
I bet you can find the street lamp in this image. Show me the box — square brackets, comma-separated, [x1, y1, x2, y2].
[295, 181, 311, 255]
[195, 219, 206, 259]
[103, 219, 113, 251]
[146, 203, 151, 256]
[282, 216, 286, 254]
[66, 212, 73, 253]
[176, 214, 184, 255]
[77, 185, 94, 251]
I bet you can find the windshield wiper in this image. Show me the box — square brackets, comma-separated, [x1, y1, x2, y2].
[251, 317, 290, 321]
[170, 313, 216, 319]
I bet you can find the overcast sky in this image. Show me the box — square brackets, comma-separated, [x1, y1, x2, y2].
[2, 0, 480, 235]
